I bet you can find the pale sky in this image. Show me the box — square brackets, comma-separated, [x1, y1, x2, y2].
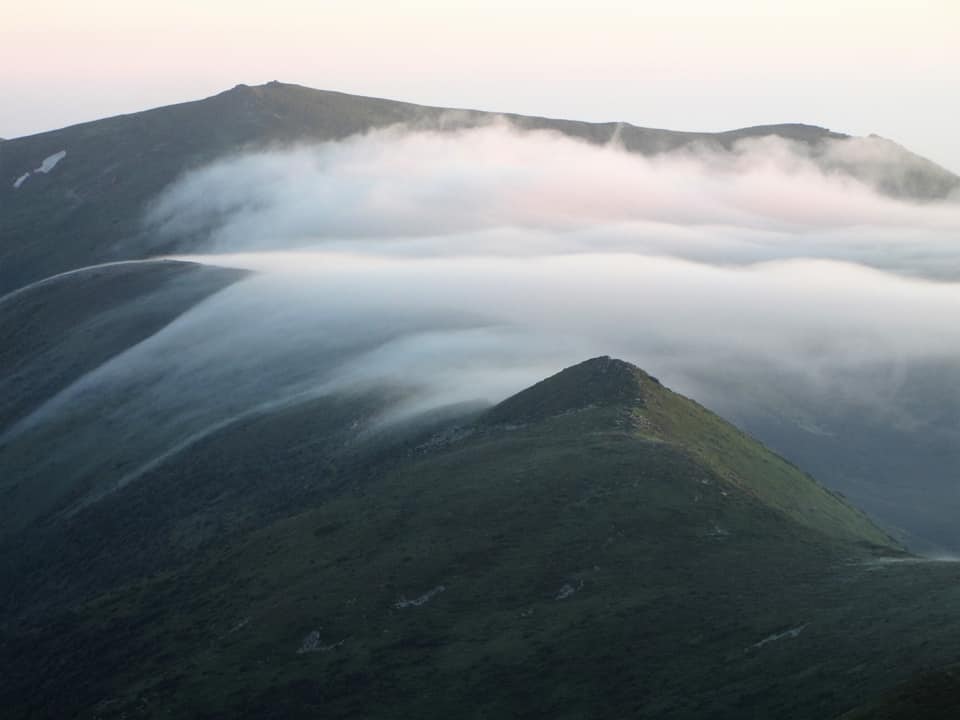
[3, 0, 958, 172]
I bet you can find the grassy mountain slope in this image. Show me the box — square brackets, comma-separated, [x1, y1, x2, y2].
[0, 386, 480, 622]
[0, 260, 246, 537]
[9, 358, 960, 720]
[0, 259, 244, 431]
[485, 356, 892, 546]
[702, 361, 960, 553]
[840, 664, 960, 719]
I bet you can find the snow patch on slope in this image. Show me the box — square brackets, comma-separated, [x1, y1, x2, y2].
[749, 623, 809, 650]
[394, 585, 446, 608]
[36, 150, 67, 173]
[11, 149, 67, 189]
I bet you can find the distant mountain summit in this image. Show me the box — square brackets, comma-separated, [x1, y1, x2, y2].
[1, 81, 958, 294]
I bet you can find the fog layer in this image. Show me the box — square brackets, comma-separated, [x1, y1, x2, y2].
[6, 123, 960, 546]
[147, 123, 960, 279]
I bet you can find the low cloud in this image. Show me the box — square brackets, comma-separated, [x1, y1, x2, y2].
[7, 122, 960, 524]
[142, 120, 960, 414]
[146, 122, 960, 278]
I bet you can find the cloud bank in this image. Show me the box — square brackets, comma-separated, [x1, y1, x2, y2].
[142, 121, 960, 418]
[7, 122, 960, 540]
[146, 122, 960, 278]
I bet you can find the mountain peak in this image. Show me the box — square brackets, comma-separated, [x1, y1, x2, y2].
[482, 356, 896, 549]
[720, 122, 845, 142]
[224, 80, 288, 94]
[484, 356, 654, 424]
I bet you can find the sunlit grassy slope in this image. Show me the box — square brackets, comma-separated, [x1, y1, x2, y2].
[487, 357, 894, 546]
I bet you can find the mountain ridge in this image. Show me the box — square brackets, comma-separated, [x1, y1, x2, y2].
[2, 82, 960, 720]
[2, 81, 957, 296]
[3, 80, 848, 145]
[485, 356, 896, 549]
[5, 354, 954, 720]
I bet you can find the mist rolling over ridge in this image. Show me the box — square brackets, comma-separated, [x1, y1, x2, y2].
[5, 81, 960, 719]
[133, 121, 960, 550]
[5, 118, 960, 548]
[147, 121, 960, 277]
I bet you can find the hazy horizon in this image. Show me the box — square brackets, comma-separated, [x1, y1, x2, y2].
[3, 1, 958, 173]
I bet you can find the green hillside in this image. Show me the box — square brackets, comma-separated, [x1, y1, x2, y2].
[0, 259, 243, 431]
[488, 357, 894, 546]
[839, 663, 960, 719]
[0, 260, 245, 536]
[9, 358, 960, 720]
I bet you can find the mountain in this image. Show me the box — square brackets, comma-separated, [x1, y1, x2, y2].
[840, 664, 960, 719]
[5, 85, 958, 560]
[0, 259, 244, 433]
[4, 89, 958, 551]
[0, 259, 250, 548]
[481, 357, 891, 545]
[2, 86, 960, 718]
[684, 353, 960, 554]
[7, 357, 960, 719]
[2, 81, 957, 295]
[840, 665, 960, 720]
[0, 355, 892, 614]
[679, 360, 960, 554]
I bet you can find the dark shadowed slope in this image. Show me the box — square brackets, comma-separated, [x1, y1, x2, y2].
[0, 260, 246, 536]
[840, 664, 960, 719]
[0, 357, 892, 619]
[2, 81, 957, 294]
[10, 359, 960, 720]
[0, 259, 245, 431]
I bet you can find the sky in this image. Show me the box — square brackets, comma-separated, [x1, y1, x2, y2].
[3, 0, 958, 172]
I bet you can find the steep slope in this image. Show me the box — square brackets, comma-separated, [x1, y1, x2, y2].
[484, 357, 893, 546]
[721, 361, 960, 553]
[2, 82, 956, 294]
[10, 358, 960, 720]
[0, 83, 434, 293]
[0, 259, 245, 431]
[0, 385, 480, 622]
[839, 664, 960, 719]
[0, 267, 493, 540]
[0, 260, 247, 536]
